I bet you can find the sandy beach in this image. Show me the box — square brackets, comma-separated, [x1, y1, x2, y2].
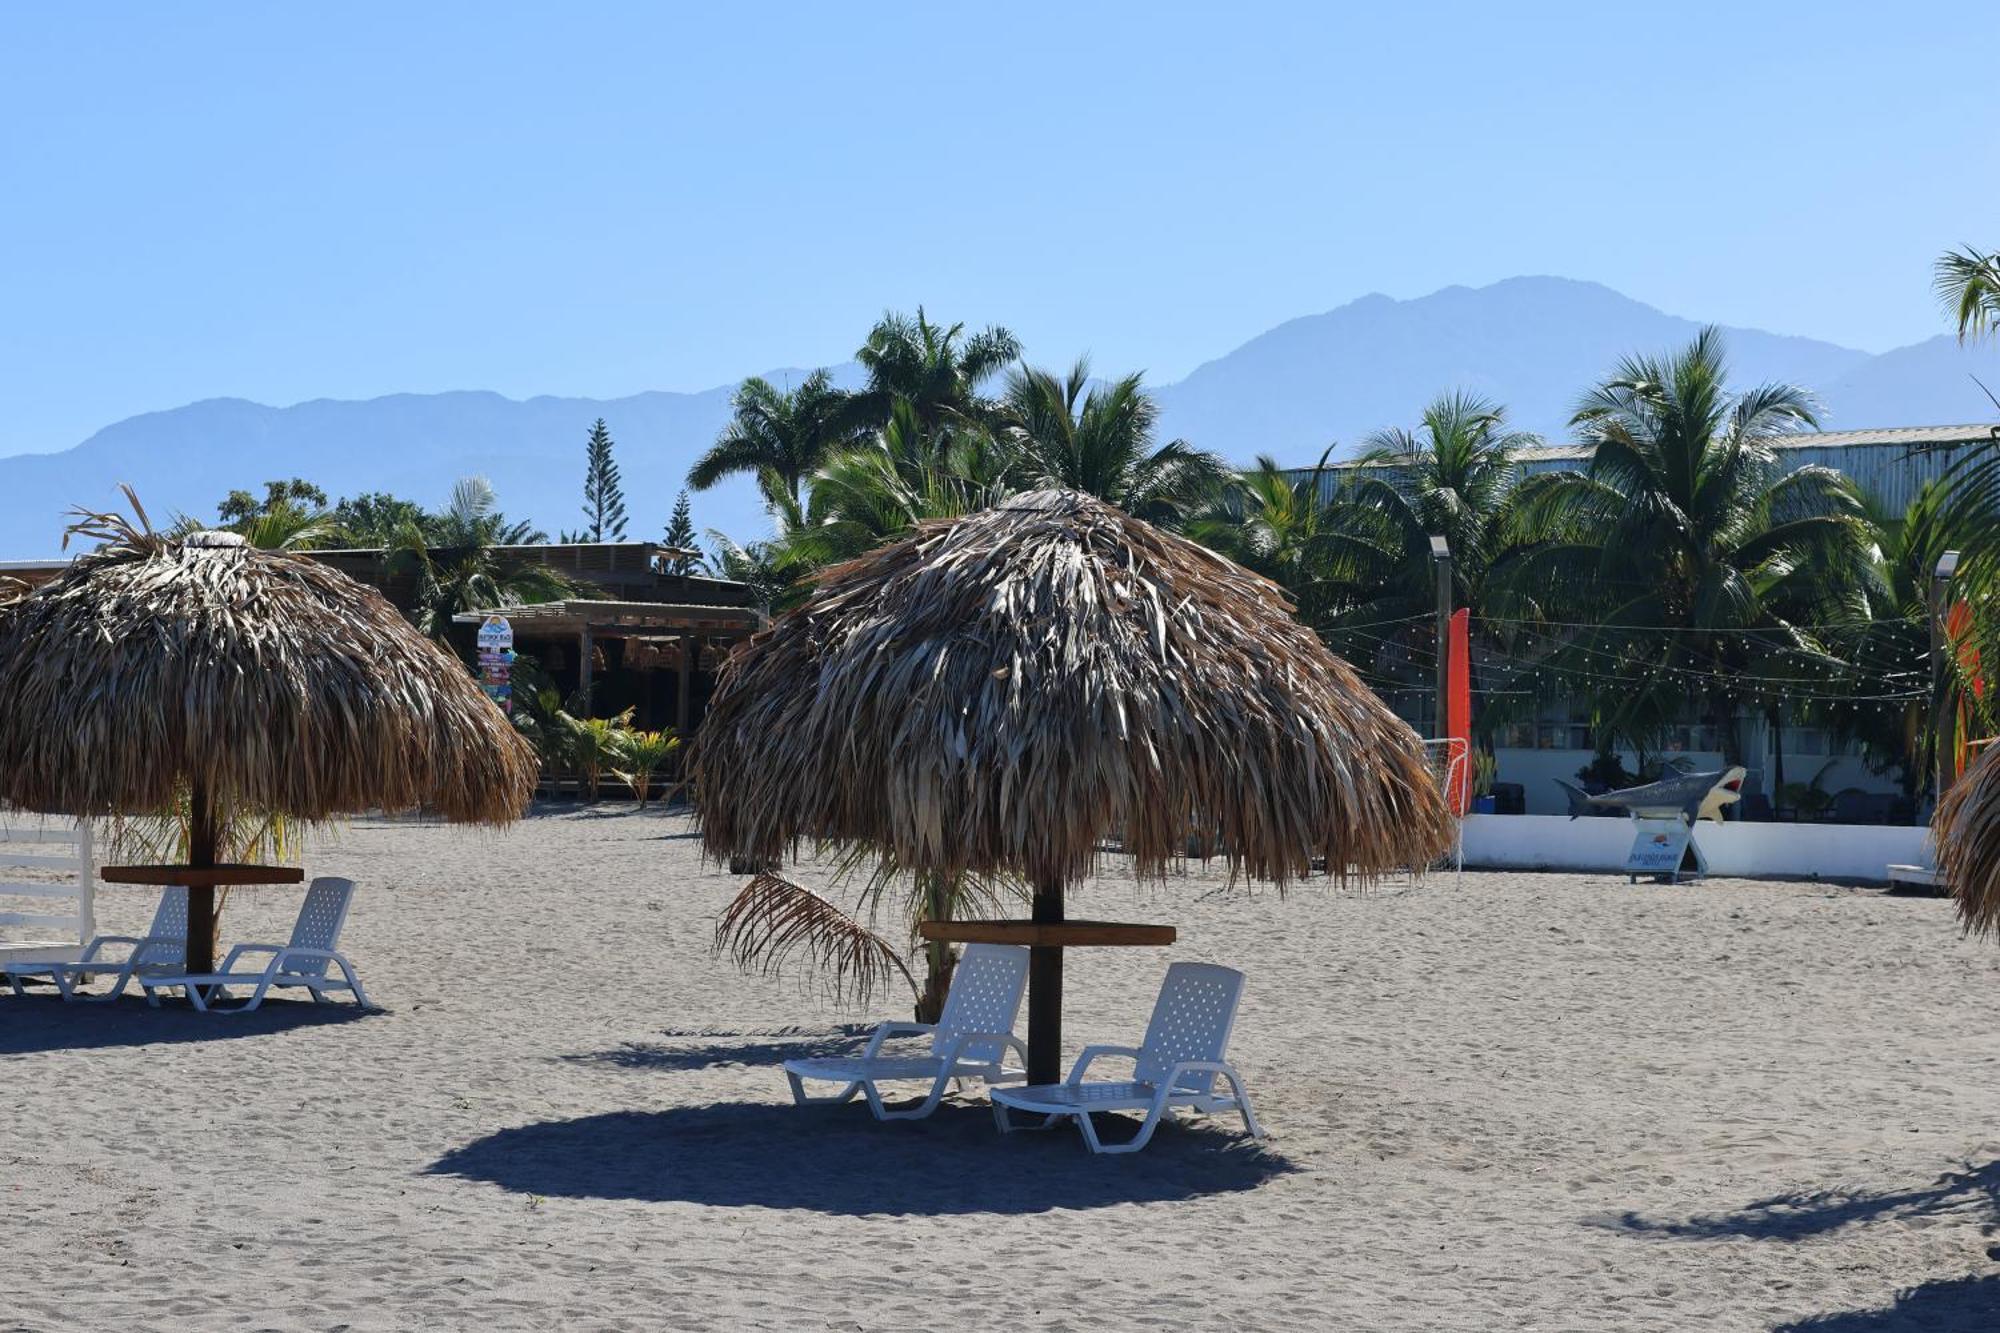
[4, 806, 1999, 1331]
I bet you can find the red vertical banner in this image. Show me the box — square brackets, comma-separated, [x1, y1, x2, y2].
[1447, 607, 1472, 815]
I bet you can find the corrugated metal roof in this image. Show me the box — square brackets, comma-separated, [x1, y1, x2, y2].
[1304, 423, 1998, 513]
[1503, 423, 1997, 465]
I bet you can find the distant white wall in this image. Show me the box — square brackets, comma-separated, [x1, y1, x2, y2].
[1461, 813, 1931, 883]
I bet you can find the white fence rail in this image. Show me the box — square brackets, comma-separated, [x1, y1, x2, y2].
[0, 818, 97, 964]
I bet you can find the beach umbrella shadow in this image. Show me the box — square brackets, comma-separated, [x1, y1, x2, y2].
[1598, 1160, 2000, 1242]
[561, 1025, 876, 1072]
[1770, 1273, 2000, 1330]
[0, 994, 374, 1054]
[427, 1101, 1295, 1215]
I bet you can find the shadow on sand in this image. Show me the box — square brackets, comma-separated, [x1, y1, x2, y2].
[1600, 1160, 2000, 1242]
[1771, 1274, 2000, 1331]
[562, 1025, 876, 1072]
[0, 994, 375, 1054]
[428, 1100, 1294, 1215]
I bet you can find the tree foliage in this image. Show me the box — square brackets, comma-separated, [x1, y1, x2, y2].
[580, 418, 628, 542]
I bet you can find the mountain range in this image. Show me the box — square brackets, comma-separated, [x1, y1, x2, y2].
[4, 276, 1994, 558]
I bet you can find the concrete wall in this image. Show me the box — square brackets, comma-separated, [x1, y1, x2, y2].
[1460, 813, 1931, 883]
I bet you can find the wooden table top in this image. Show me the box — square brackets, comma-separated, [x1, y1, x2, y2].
[917, 919, 1177, 947]
[99, 864, 307, 887]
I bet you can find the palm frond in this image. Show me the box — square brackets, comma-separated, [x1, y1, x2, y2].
[715, 871, 920, 1006]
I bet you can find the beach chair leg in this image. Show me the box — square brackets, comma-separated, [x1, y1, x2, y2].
[330, 957, 373, 1010]
[1224, 1072, 1264, 1140]
[876, 1072, 952, 1121]
[83, 967, 130, 1003]
[787, 1070, 862, 1108]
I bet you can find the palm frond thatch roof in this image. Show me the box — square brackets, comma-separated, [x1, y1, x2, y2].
[0, 525, 536, 823]
[1937, 747, 2000, 938]
[692, 489, 1452, 886]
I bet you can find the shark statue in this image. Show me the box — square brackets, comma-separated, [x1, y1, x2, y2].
[1555, 764, 1747, 824]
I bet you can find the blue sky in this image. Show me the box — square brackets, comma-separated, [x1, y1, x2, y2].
[3, 2, 1995, 458]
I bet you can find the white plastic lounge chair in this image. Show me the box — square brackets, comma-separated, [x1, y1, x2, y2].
[991, 961, 1263, 1154]
[140, 877, 372, 1013]
[2, 886, 188, 1002]
[784, 942, 1030, 1120]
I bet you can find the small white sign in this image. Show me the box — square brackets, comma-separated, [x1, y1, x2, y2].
[1624, 815, 1705, 883]
[476, 615, 514, 652]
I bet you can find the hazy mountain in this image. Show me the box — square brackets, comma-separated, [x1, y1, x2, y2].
[1819, 335, 2000, 429]
[2, 277, 1992, 557]
[0, 367, 862, 558]
[1149, 276, 1880, 454]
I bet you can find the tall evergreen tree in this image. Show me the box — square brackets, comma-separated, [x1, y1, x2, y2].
[662, 489, 698, 574]
[580, 418, 629, 541]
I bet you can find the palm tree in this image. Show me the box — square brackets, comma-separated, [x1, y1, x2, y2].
[1186, 448, 1398, 637]
[1001, 358, 1230, 526]
[1809, 482, 1951, 799]
[1503, 327, 1878, 760]
[779, 399, 1016, 573]
[612, 728, 681, 807]
[1936, 246, 2000, 344]
[1348, 392, 1542, 617]
[388, 478, 585, 640]
[854, 308, 1021, 431]
[688, 370, 868, 508]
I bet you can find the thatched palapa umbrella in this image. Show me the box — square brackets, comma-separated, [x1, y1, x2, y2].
[0, 502, 538, 975]
[1936, 745, 2000, 938]
[693, 489, 1453, 1084]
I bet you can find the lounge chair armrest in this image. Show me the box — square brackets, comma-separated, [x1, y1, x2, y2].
[863, 1021, 935, 1058]
[78, 934, 143, 963]
[267, 947, 350, 972]
[1162, 1059, 1242, 1094]
[218, 942, 283, 973]
[935, 1030, 1028, 1070]
[1067, 1045, 1145, 1084]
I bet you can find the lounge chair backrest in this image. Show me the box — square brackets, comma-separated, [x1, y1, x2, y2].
[133, 886, 190, 967]
[1136, 962, 1246, 1093]
[283, 878, 356, 978]
[933, 943, 1030, 1064]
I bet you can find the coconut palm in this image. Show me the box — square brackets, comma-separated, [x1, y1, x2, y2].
[779, 398, 1017, 573]
[1185, 448, 1400, 638]
[1807, 483, 1950, 798]
[853, 308, 1021, 431]
[1936, 245, 2000, 344]
[1348, 393, 1541, 616]
[387, 477, 584, 640]
[1001, 358, 1231, 526]
[688, 370, 869, 508]
[1502, 328, 1878, 759]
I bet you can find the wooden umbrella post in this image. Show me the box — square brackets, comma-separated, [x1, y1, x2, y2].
[186, 780, 218, 975]
[1027, 879, 1065, 1086]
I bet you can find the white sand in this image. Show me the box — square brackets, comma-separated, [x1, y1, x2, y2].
[5, 808, 1999, 1331]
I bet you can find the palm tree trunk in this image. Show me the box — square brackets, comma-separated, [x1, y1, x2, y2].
[913, 870, 958, 1023]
